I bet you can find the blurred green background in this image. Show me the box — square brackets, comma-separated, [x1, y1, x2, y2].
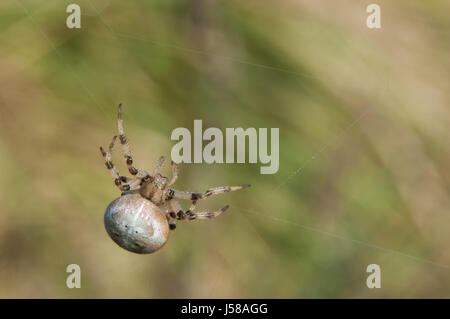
[0, 0, 449, 298]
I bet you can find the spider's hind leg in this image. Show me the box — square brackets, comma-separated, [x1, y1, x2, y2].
[167, 199, 229, 221]
[167, 216, 177, 230]
[182, 203, 230, 220]
[163, 202, 177, 230]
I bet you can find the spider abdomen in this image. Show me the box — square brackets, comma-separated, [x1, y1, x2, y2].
[104, 194, 170, 254]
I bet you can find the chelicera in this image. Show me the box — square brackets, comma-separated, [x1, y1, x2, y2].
[100, 104, 250, 254]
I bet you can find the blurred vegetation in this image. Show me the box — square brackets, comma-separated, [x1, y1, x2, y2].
[0, 0, 449, 298]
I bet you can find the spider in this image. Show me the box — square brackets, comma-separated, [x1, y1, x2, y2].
[100, 104, 250, 254]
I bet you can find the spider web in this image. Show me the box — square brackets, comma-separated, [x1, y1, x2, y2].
[14, 0, 450, 300]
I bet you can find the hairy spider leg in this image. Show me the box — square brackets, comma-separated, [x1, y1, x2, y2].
[117, 103, 149, 177]
[169, 184, 251, 201]
[163, 201, 177, 230]
[166, 198, 229, 221]
[120, 175, 144, 192]
[100, 136, 132, 192]
[100, 135, 146, 192]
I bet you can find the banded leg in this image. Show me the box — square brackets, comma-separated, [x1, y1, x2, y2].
[169, 184, 251, 201]
[163, 202, 177, 230]
[118, 176, 144, 192]
[167, 199, 182, 220]
[100, 136, 129, 191]
[117, 104, 149, 177]
[185, 205, 229, 220]
[167, 199, 229, 221]
[167, 215, 177, 230]
[184, 200, 198, 216]
[184, 200, 229, 220]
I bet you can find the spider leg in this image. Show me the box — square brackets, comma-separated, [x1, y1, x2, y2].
[168, 184, 251, 201]
[121, 189, 141, 196]
[188, 200, 198, 212]
[99, 136, 136, 192]
[163, 201, 177, 230]
[118, 176, 144, 192]
[117, 104, 149, 177]
[168, 161, 178, 186]
[153, 156, 165, 175]
[183, 200, 229, 220]
[184, 205, 229, 220]
[167, 199, 229, 220]
[166, 198, 182, 219]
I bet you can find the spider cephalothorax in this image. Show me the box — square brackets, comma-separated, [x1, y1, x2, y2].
[100, 104, 250, 254]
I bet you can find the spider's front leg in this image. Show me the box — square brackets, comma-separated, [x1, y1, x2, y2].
[100, 136, 128, 192]
[100, 136, 143, 192]
[117, 104, 150, 178]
